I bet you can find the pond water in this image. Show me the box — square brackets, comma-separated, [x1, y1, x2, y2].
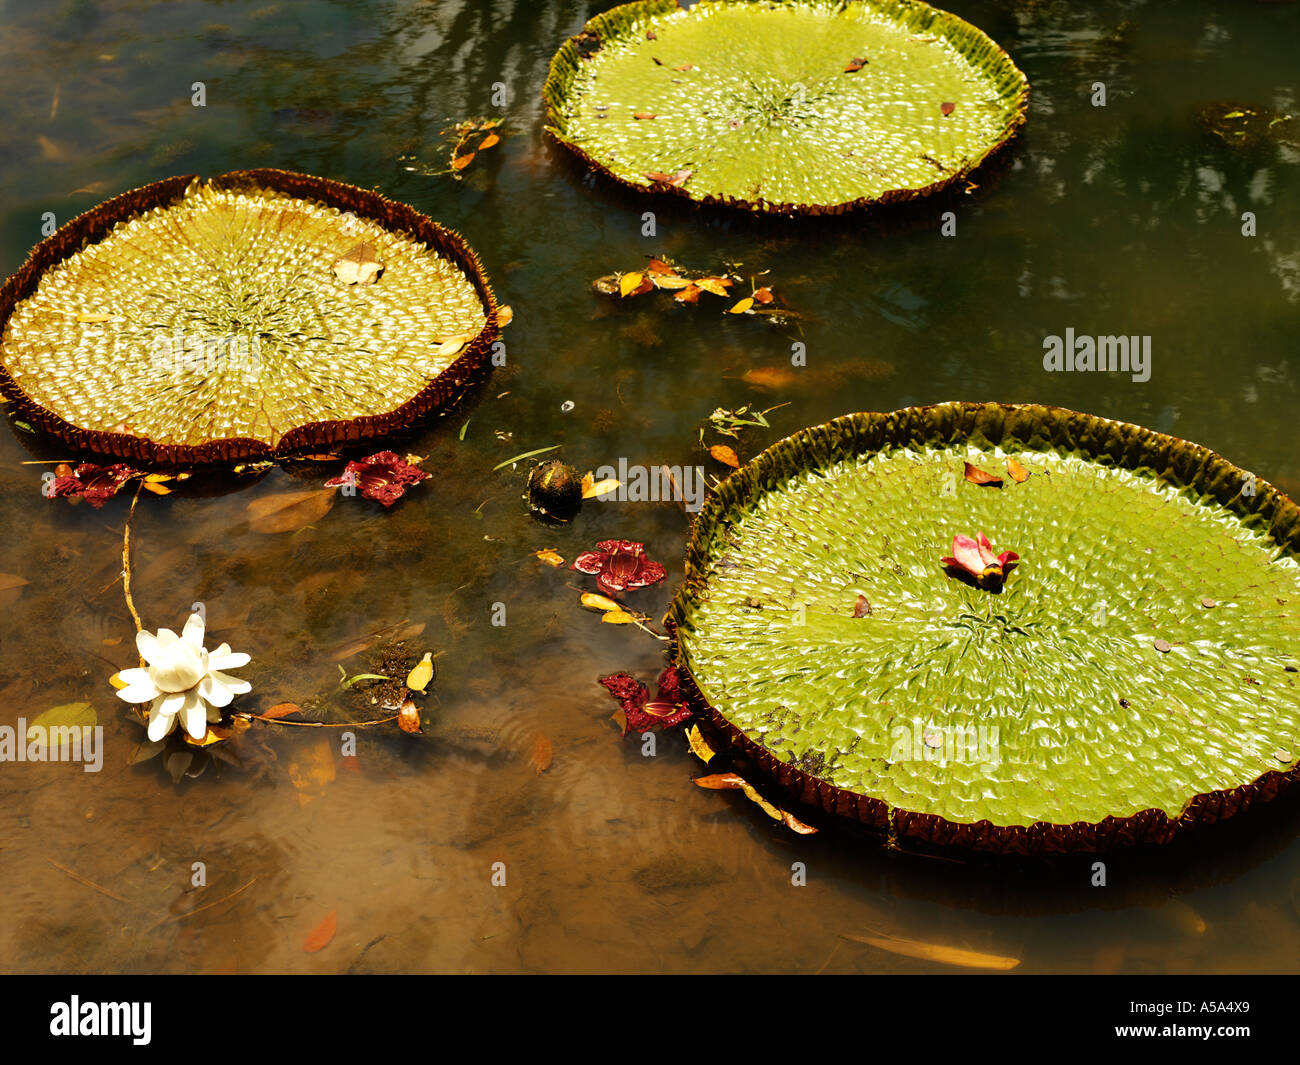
[0, 0, 1298, 974]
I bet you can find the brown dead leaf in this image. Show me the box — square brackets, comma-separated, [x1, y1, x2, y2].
[0, 574, 29, 591]
[245, 488, 335, 534]
[853, 594, 871, 618]
[398, 697, 422, 734]
[478, 132, 500, 150]
[633, 112, 657, 120]
[940, 101, 956, 117]
[709, 445, 740, 468]
[646, 258, 678, 276]
[844, 57, 868, 72]
[1006, 458, 1030, 483]
[674, 284, 702, 304]
[693, 773, 747, 790]
[259, 703, 302, 720]
[742, 366, 797, 389]
[963, 462, 1003, 488]
[752, 286, 774, 304]
[302, 909, 338, 953]
[497, 304, 514, 327]
[781, 810, 819, 834]
[451, 152, 476, 170]
[529, 733, 553, 774]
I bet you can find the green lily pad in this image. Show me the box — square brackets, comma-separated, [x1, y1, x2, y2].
[543, 0, 1029, 213]
[669, 403, 1300, 853]
[0, 169, 502, 466]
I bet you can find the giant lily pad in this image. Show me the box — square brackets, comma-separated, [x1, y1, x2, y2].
[0, 170, 501, 465]
[543, 0, 1029, 214]
[669, 403, 1300, 853]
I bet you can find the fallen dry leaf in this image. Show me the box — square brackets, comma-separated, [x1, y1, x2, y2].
[406, 651, 434, 693]
[619, 271, 646, 297]
[633, 112, 657, 120]
[259, 703, 302, 720]
[478, 132, 500, 150]
[963, 462, 1003, 488]
[646, 258, 678, 276]
[302, 909, 338, 953]
[451, 152, 476, 170]
[533, 548, 565, 567]
[742, 366, 797, 389]
[693, 772, 747, 790]
[529, 733, 553, 774]
[709, 445, 740, 468]
[694, 277, 733, 297]
[840, 931, 1020, 971]
[940, 101, 956, 117]
[245, 488, 335, 534]
[580, 592, 622, 613]
[727, 297, 754, 315]
[781, 810, 819, 834]
[752, 286, 774, 304]
[398, 697, 422, 734]
[674, 284, 702, 304]
[497, 304, 514, 327]
[288, 735, 336, 807]
[0, 574, 29, 591]
[600, 609, 637, 625]
[685, 724, 715, 764]
[581, 474, 621, 499]
[844, 57, 868, 72]
[1006, 458, 1030, 483]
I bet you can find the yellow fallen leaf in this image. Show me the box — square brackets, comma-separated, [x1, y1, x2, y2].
[740, 782, 782, 820]
[781, 810, 819, 835]
[693, 772, 746, 789]
[580, 592, 621, 612]
[651, 275, 693, 291]
[619, 272, 645, 297]
[1007, 457, 1031, 483]
[695, 277, 733, 297]
[433, 334, 473, 358]
[479, 132, 500, 150]
[581, 475, 621, 499]
[533, 548, 565, 567]
[497, 304, 514, 327]
[185, 727, 226, 748]
[685, 724, 715, 764]
[451, 153, 475, 171]
[727, 297, 755, 314]
[601, 609, 637, 625]
[840, 931, 1020, 971]
[0, 574, 30, 591]
[142, 481, 172, 495]
[709, 445, 740, 468]
[108, 672, 128, 690]
[406, 651, 434, 693]
[302, 909, 338, 953]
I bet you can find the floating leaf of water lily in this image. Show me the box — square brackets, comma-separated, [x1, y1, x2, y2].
[669, 402, 1300, 853]
[0, 170, 499, 464]
[543, 0, 1029, 214]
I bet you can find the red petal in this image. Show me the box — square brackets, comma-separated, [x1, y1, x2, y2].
[949, 535, 984, 576]
[571, 551, 608, 574]
[975, 532, 999, 569]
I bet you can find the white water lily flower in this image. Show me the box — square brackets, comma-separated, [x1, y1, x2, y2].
[115, 612, 252, 741]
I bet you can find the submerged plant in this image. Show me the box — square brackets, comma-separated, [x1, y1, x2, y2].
[115, 612, 252, 741]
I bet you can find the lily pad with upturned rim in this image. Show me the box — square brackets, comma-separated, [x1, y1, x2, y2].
[668, 402, 1300, 853]
[543, 0, 1029, 214]
[0, 169, 502, 466]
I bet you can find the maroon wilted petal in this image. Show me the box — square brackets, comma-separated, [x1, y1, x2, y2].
[51, 462, 139, 508]
[598, 666, 690, 734]
[572, 540, 666, 595]
[325, 450, 429, 507]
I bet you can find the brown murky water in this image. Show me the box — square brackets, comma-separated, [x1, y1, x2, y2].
[1, 0, 1299, 973]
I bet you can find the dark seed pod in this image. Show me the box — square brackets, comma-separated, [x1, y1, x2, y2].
[528, 460, 582, 520]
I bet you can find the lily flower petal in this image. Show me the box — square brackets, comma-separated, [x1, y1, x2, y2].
[180, 690, 207, 740]
[181, 611, 206, 649]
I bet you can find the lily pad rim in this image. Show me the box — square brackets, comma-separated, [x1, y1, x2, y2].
[667, 400, 1300, 854]
[0, 168, 503, 469]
